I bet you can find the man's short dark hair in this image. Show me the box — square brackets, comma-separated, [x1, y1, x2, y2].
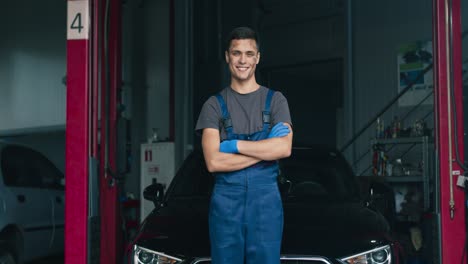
[225, 27, 260, 52]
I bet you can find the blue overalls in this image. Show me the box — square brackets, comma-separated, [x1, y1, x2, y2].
[209, 89, 283, 264]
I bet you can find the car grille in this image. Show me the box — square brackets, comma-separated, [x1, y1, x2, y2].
[281, 257, 332, 264]
[192, 256, 332, 264]
[281, 260, 332, 264]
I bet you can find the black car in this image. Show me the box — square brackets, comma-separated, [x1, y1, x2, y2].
[130, 146, 401, 264]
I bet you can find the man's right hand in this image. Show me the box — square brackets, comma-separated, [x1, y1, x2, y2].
[268, 123, 290, 139]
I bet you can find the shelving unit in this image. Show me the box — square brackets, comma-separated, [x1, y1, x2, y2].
[384, 176, 424, 183]
[370, 136, 432, 211]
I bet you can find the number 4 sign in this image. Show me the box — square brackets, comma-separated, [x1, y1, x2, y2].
[67, 0, 89, 40]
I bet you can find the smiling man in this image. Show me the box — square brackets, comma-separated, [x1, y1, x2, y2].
[195, 27, 293, 264]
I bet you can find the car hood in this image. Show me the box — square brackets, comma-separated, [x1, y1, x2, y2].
[134, 197, 391, 260]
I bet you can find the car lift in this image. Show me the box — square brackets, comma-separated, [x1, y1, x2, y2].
[65, 0, 466, 263]
[433, 0, 467, 263]
[66, 0, 121, 263]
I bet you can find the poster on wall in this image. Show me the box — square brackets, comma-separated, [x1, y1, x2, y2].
[397, 41, 433, 106]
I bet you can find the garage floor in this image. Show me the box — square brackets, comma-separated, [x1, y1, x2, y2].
[27, 254, 63, 264]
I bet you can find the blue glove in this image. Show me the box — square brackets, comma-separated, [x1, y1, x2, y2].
[220, 140, 239, 153]
[268, 122, 290, 138]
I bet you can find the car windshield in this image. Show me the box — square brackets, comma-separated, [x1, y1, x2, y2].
[280, 147, 358, 201]
[168, 147, 358, 201]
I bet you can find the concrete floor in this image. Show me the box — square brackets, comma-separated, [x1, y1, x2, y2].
[27, 255, 64, 264]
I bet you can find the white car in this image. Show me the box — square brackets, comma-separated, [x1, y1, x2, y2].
[0, 142, 64, 264]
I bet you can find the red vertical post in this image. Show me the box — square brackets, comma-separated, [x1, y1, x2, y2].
[433, 0, 466, 263]
[66, 1, 91, 263]
[91, 0, 100, 158]
[99, 0, 122, 262]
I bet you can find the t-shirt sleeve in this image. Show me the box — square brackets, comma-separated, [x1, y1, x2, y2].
[271, 91, 292, 126]
[195, 96, 221, 135]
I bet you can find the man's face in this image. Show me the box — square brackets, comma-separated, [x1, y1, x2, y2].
[225, 39, 260, 83]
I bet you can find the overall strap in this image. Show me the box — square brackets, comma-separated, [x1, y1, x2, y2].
[215, 94, 234, 137]
[262, 89, 275, 131]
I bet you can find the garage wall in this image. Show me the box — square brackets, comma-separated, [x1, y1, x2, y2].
[259, 0, 344, 66]
[0, 1, 66, 132]
[191, 0, 346, 148]
[174, 0, 194, 165]
[257, 0, 345, 146]
[349, 0, 433, 174]
[143, 0, 171, 142]
[128, 0, 468, 193]
[123, 0, 174, 196]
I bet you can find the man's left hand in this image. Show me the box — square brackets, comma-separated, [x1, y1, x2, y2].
[220, 140, 239, 154]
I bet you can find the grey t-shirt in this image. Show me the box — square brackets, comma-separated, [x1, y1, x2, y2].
[195, 86, 292, 140]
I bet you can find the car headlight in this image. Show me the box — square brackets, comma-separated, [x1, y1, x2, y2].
[134, 245, 183, 264]
[340, 245, 391, 264]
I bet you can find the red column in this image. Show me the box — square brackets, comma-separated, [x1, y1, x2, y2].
[67, 0, 122, 263]
[433, 0, 466, 263]
[99, 0, 122, 262]
[65, 1, 91, 263]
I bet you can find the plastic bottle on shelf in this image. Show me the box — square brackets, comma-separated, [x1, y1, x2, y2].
[148, 128, 159, 144]
[381, 119, 385, 138]
[393, 158, 405, 176]
[376, 118, 381, 139]
[392, 116, 401, 138]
